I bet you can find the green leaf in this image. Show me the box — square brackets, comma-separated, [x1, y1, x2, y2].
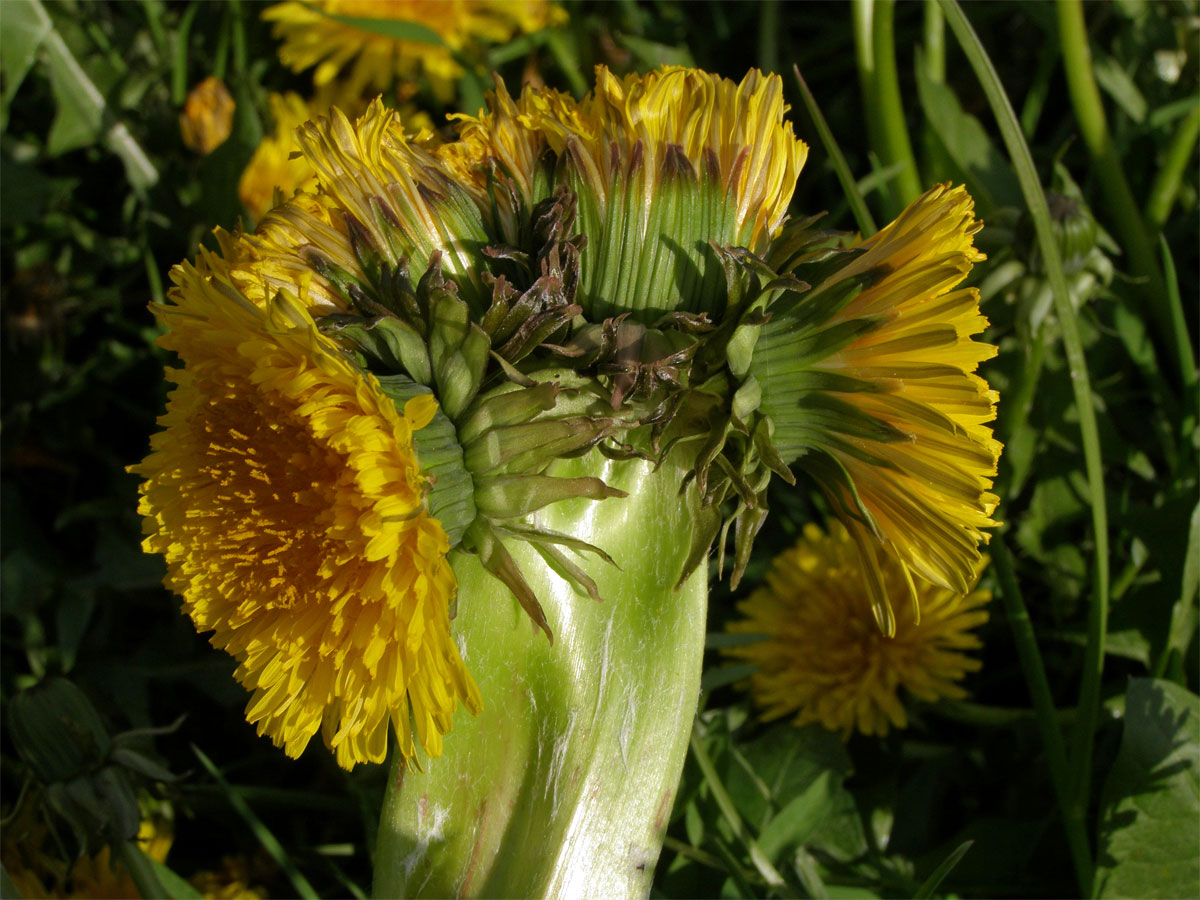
[757, 769, 837, 863]
[914, 840, 973, 898]
[1092, 52, 1146, 123]
[0, 0, 51, 121]
[913, 49, 1021, 211]
[142, 853, 203, 900]
[1095, 678, 1200, 899]
[315, 10, 444, 45]
[16, 0, 157, 188]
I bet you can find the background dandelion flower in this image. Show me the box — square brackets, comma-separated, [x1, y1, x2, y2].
[130, 251, 481, 770]
[263, 0, 566, 104]
[725, 521, 990, 738]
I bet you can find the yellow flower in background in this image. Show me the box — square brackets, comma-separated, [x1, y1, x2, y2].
[725, 521, 990, 737]
[263, 0, 567, 104]
[1, 810, 172, 899]
[238, 92, 321, 222]
[129, 251, 481, 769]
[190, 857, 269, 899]
[180, 76, 235, 155]
[752, 184, 1001, 635]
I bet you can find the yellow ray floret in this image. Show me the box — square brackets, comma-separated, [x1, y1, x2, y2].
[755, 184, 1001, 634]
[130, 252, 480, 769]
[263, 0, 566, 103]
[520, 65, 808, 251]
[725, 521, 990, 738]
[238, 92, 322, 222]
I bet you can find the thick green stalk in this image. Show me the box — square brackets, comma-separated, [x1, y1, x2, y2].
[1057, 0, 1173, 376]
[373, 452, 708, 899]
[871, 0, 922, 215]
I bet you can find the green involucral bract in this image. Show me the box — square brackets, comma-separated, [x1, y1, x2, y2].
[373, 451, 708, 899]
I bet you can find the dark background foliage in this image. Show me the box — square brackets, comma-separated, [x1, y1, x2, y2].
[2, 1, 1196, 897]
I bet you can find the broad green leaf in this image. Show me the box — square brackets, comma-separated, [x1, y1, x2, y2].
[757, 769, 837, 863]
[1095, 678, 1200, 899]
[724, 724, 851, 830]
[0, 0, 51, 120]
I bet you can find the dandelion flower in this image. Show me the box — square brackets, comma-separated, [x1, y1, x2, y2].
[238, 92, 323, 222]
[180, 77, 234, 155]
[725, 521, 990, 737]
[130, 250, 481, 769]
[752, 184, 1001, 634]
[263, 0, 566, 104]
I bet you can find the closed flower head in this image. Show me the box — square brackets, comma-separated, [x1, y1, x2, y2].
[130, 252, 480, 769]
[725, 521, 990, 737]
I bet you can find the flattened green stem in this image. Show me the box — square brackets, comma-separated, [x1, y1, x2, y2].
[1057, 0, 1173, 375]
[993, 538, 1092, 896]
[871, 0, 922, 215]
[941, 3, 1106, 895]
[373, 453, 707, 899]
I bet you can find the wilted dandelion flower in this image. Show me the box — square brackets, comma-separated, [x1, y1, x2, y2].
[129, 250, 480, 769]
[180, 76, 235, 155]
[725, 521, 990, 737]
[752, 184, 1001, 634]
[263, 0, 566, 103]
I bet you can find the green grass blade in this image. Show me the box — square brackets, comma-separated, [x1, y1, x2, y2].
[792, 65, 877, 237]
[1158, 234, 1198, 396]
[940, 4, 1108, 893]
[993, 537, 1093, 896]
[914, 839, 972, 898]
[192, 744, 320, 899]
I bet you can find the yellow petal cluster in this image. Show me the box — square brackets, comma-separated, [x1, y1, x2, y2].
[130, 251, 480, 769]
[725, 521, 990, 737]
[520, 66, 808, 250]
[263, 0, 566, 103]
[755, 184, 1001, 634]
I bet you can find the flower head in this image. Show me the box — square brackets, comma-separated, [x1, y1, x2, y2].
[130, 251, 480, 769]
[263, 0, 566, 103]
[180, 77, 235, 155]
[452, 66, 808, 320]
[725, 521, 990, 737]
[752, 184, 1001, 634]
